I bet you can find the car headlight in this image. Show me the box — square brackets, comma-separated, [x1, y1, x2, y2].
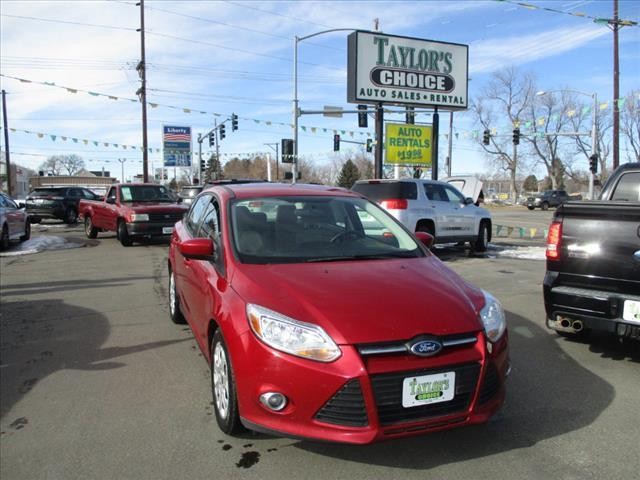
[479, 290, 506, 343]
[130, 213, 149, 222]
[247, 304, 341, 362]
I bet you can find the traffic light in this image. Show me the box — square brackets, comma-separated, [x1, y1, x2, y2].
[357, 105, 368, 128]
[219, 124, 226, 140]
[333, 134, 340, 151]
[512, 128, 520, 145]
[483, 129, 490, 145]
[208, 133, 215, 147]
[200, 159, 206, 171]
[406, 106, 415, 125]
[231, 113, 238, 131]
[366, 138, 373, 153]
[281, 138, 294, 163]
[589, 154, 598, 174]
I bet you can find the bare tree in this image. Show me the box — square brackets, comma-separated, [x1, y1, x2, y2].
[39, 154, 85, 176]
[471, 68, 536, 202]
[620, 90, 640, 162]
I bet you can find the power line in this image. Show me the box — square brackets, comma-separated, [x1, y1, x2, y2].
[221, 0, 332, 29]
[0, 13, 136, 31]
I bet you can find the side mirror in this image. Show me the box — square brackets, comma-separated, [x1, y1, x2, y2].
[106, 197, 116, 205]
[464, 197, 474, 205]
[178, 238, 215, 261]
[415, 231, 434, 248]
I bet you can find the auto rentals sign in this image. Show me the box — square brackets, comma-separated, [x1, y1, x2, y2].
[347, 31, 468, 110]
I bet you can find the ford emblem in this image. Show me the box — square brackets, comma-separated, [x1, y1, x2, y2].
[409, 338, 443, 357]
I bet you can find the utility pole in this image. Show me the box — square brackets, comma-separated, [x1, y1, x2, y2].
[118, 158, 126, 184]
[264, 142, 279, 181]
[136, 0, 149, 182]
[1, 90, 11, 195]
[374, 103, 384, 178]
[431, 107, 439, 180]
[612, 0, 620, 170]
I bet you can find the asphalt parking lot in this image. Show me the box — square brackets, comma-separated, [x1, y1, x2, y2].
[1, 210, 638, 480]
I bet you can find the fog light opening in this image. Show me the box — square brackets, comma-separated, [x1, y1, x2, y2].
[259, 392, 288, 412]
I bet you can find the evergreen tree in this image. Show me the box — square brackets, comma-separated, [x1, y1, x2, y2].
[522, 175, 538, 192]
[336, 159, 361, 188]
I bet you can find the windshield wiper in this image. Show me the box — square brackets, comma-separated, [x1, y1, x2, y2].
[304, 252, 417, 263]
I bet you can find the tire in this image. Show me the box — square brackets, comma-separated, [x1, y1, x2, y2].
[527, 206, 535, 210]
[472, 221, 489, 253]
[541, 202, 549, 211]
[84, 216, 98, 239]
[168, 269, 186, 324]
[19, 222, 31, 242]
[211, 329, 243, 435]
[117, 220, 133, 246]
[65, 208, 78, 224]
[0, 224, 9, 250]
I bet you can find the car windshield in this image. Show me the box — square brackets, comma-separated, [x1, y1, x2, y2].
[230, 196, 425, 264]
[120, 185, 175, 202]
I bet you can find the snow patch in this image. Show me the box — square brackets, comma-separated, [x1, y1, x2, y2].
[0, 236, 84, 257]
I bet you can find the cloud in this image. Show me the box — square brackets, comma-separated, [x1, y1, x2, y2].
[471, 24, 610, 74]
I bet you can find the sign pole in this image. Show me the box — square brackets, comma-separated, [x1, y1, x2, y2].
[375, 102, 384, 179]
[431, 107, 439, 180]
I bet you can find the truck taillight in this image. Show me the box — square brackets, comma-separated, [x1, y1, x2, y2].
[546, 221, 562, 260]
[380, 198, 408, 210]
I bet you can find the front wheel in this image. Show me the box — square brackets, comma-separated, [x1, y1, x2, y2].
[527, 206, 535, 211]
[168, 269, 186, 324]
[211, 330, 243, 435]
[117, 220, 133, 246]
[84, 216, 98, 239]
[19, 222, 31, 242]
[472, 221, 489, 252]
[0, 225, 9, 250]
[541, 202, 549, 211]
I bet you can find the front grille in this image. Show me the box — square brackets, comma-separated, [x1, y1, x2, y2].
[371, 363, 480, 426]
[147, 212, 184, 223]
[315, 379, 368, 427]
[478, 364, 500, 405]
[357, 333, 478, 357]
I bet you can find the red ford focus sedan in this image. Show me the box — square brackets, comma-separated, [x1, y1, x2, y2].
[168, 182, 509, 444]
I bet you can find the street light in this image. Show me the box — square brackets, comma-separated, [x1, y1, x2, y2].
[293, 28, 356, 184]
[117, 158, 126, 184]
[536, 89, 598, 199]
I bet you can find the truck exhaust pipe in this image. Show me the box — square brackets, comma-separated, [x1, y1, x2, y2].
[571, 320, 583, 332]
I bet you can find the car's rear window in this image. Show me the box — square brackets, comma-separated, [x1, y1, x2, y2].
[352, 182, 417, 201]
[30, 188, 65, 197]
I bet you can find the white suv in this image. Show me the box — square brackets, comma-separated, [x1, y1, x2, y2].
[352, 178, 492, 251]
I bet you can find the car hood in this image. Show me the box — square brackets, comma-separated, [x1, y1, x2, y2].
[231, 256, 485, 344]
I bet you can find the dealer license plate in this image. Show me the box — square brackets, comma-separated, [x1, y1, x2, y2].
[402, 371, 456, 408]
[162, 227, 174, 234]
[622, 300, 640, 324]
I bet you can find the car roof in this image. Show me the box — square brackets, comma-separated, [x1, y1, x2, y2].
[353, 178, 448, 186]
[204, 182, 360, 200]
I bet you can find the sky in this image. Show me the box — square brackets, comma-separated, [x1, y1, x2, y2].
[1, 0, 639, 183]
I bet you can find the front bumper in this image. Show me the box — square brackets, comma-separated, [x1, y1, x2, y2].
[125, 222, 176, 238]
[228, 329, 509, 444]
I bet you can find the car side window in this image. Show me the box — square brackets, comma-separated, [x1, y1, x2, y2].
[68, 189, 81, 198]
[610, 172, 640, 201]
[442, 185, 465, 204]
[424, 184, 448, 202]
[198, 201, 220, 239]
[106, 187, 117, 202]
[0, 195, 7, 208]
[186, 194, 210, 235]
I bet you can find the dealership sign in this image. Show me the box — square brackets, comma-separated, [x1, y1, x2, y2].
[163, 125, 192, 167]
[347, 31, 468, 110]
[385, 123, 432, 166]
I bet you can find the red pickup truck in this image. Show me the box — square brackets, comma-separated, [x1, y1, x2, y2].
[79, 183, 188, 246]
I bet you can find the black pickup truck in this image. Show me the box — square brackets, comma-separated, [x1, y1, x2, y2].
[544, 162, 640, 340]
